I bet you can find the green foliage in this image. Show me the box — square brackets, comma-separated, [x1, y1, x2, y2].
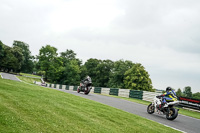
[12, 46, 24, 72]
[0, 41, 5, 69]
[61, 49, 76, 62]
[13, 41, 34, 73]
[95, 60, 114, 87]
[176, 88, 183, 97]
[37, 45, 58, 81]
[59, 49, 81, 85]
[37, 71, 46, 76]
[0, 45, 23, 72]
[108, 60, 134, 88]
[0, 41, 4, 59]
[192, 92, 200, 99]
[0, 41, 34, 73]
[60, 59, 81, 85]
[82, 58, 113, 87]
[83, 58, 101, 86]
[124, 63, 153, 91]
[183, 86, 192, 98]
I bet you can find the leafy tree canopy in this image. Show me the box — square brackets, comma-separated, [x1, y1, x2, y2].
[108, 60, 134, 88]
[124, 63, 153, 91]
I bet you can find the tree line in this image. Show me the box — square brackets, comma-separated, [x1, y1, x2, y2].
[0, 40, 199, 98]
[176, 86, 200, 99]
[0, 40, 153, 91]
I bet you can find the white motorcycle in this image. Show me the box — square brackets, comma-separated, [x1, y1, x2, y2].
[147, 96, 180, 120]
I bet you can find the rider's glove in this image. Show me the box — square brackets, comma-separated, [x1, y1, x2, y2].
[156, 94, 165, 98]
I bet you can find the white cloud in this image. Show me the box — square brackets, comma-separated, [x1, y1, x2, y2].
[49, 0, 125, 33]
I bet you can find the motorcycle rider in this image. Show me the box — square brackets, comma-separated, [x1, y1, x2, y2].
[82, 76, 92, 89]
[157, 87, 177, 109]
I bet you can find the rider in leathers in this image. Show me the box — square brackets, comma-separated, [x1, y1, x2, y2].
[82, 76, 92, 90]
[157, 87, 177, 109]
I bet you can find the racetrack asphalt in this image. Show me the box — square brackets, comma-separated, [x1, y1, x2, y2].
[0, 72, 21, 82]
[1, 73, 199, 133]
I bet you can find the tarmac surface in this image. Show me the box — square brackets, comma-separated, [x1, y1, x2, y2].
[1, 72, 21, 81]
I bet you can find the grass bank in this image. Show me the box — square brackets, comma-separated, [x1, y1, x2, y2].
[20, 73, 41, 78]
[17, 76, 41, 84]
[0, 78, 180, 133]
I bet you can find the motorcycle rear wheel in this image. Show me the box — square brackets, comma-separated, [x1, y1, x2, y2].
[166, 108, 178, 120]
[147, 103, 155, 114]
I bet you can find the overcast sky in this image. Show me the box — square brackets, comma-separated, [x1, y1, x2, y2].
[1, 0, 200, 93]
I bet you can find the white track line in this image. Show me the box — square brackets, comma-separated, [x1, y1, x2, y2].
[163, 124, 186, 133]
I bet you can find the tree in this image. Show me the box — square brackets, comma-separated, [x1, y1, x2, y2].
[0, 44, 24, 72]
[124, 63, 153, 91]
[83, 58, 101, 86]
[95, 59, 114, 87]
[0, 45, 16, 72]
[0, 41, 5, 70]
[60, 59, 81, 85]
[193, 92, 200, 99]
[13, 41, 34, 73]
[12, 46, 24, 72]
[176, 88, 182, 97]
[183, 86, 192, 98]
[59, 49, 81, 85]
[48, 57, 63, 83]
[61, 49, 76, 61]
[37, 45, 58, 80]
[108, 60, 134, 88]
[60, 49, 82, 67]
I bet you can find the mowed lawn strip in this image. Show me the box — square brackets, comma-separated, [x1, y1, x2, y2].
[0, 79, 181, 133]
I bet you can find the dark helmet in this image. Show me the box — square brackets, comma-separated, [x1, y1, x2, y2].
[166, 87, 172, 92]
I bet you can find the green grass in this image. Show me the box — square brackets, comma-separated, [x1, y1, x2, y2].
[20, 73, 41, 78]
[99, 94, 200, 119]
[17, 76, 41, 84]
[0, 78, 181, 133]
[178, 108, 200, 119]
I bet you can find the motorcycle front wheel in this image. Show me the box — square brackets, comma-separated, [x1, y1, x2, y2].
[84, 88, 90, 95]
[147, 103, 155, 114]
[77, 87, 80, 93]
[166, 108, 178, 120]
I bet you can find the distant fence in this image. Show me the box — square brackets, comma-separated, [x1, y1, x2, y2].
[34, 82, 200, 110]
[178, 96, 200, 110]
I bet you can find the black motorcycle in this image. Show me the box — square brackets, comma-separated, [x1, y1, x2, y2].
[77, 79, 92, 95]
